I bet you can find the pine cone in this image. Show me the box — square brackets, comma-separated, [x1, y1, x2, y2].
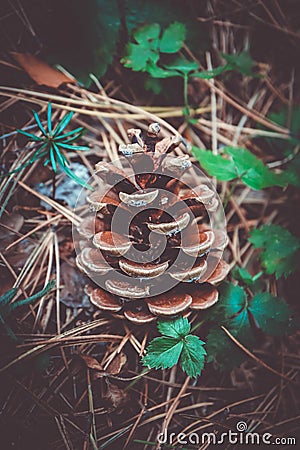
[75, 123, 229, 324]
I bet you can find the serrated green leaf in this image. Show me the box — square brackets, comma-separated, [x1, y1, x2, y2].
[133, 23, 160, 49]
[192, 146, 287, 189]
[224, 147, 286, 189]
[121, 43, 159, 71]
[157, 316, 190, 338]
[180, 335, 206, 377]
[210, 282, 247, 323]
[249, 224, 300, 279]
[192, 147, 237, 181]
[142, 337, 183, 369]
[163, 56, 199, 75]
[159, 21, 186, 53]
[248, 292, 292, 336]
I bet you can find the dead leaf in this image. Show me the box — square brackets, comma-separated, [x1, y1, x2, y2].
[79, 353, 103, 371]
[103, 380, 129, 411]
[11, 52, 75, 88]
[60, 262, 92, 309]
[105, 352, 127, 375]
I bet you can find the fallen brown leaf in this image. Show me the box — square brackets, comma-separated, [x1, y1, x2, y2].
[105, 352, 127, 375]
[11, 52, 75, 88]
[104, 380, 129, 411]
[79, 353, 103, 371]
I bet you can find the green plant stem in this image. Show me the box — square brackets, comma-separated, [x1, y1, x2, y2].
[223, 178, 239, 210]
[183, 73, 190, 117]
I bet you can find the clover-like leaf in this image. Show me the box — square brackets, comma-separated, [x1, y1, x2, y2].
[180, 335, 206, 377]
[159, 21, 186, 53]
[248, 292, 293, 336]
[121, 43, 159, 72]
[143, 317, 206, 378]
[157, 316, 190, 338]
[249, 224, 300, 279]
[133, 23, 161, 48]
[142, 337, 183, 370]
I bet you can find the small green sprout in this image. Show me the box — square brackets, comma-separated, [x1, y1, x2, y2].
[16, 103, 93, 190]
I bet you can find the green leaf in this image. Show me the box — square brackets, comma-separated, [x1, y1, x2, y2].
[192, 147, 237, 181]
[53, 111, 74, 137]
[209, 282, 254, 347]
[32, 110, 47, 137]
[57, 142, 90, 151]
[222, 50, 256, 76]
[249, 224, 300, 279]
[121, 43, 159, 71]
[206, 327, 247, 371]
[49, 147, 57, 172]
[8, 281, 55, 312]
[180, 335, 206, 377]
[54, 127, 85, 140]
[207, 279, 296, 370]
[142, 337, 183, 369]
[146, 61, 180, 78]
[157, 316, 190, 338]
[282, 153, 300, 188]
[0, 288, 18, 310]
[53, 143, 92, 190]
[133, 23, 160, 49]
[159, 21, 186, 53]
[210, 282, 247, 323]
[232, 266, 264, 293]
[192, 64, 232, 79]
[192, 146, 287, 189]
[142, 317, 207, 377]
[163, 56, 199, 75]
[224, 147, 286, 189]
[47, 103, 52, 134]
[248, 292, 293, 336]
[16, 129, 43, 142]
